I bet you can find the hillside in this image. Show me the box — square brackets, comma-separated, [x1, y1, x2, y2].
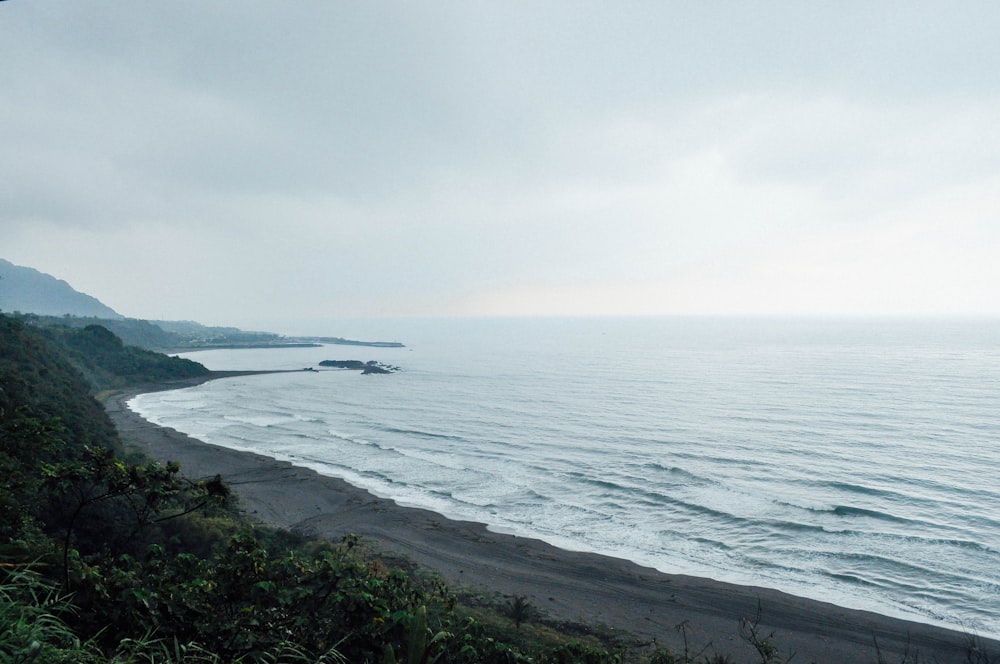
[38, 322, 210, 390]
[0, 314, 627, 663]
[0, 258, 122, 319]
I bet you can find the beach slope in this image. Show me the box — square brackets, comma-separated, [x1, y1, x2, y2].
[106, 379, 998, 663]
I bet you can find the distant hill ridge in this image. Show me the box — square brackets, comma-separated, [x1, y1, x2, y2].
[1, 258, 405, 351]
[0, 257, 122, 319]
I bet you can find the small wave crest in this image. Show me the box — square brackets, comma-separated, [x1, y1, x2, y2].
[829, 505, 915, 524]
[379, 425, 467, 443]
[326, 429, 390, 451]
[638, 461, 712, 485]
[222, 411, 297, 428]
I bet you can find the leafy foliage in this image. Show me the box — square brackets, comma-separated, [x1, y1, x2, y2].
[24, 314, 188, 352]
[0, 568, 96, 664]
[38, 322, 209, 390]
[1, 313, 639, 662]
[14, 312, 976, 663]
[0, 316, 118, 453]
[504, 594, 538, 630]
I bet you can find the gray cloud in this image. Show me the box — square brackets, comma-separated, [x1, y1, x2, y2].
[2, 1, 999, 326]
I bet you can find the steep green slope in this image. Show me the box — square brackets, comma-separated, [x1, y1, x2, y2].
[0, 316, 118, 460]
[38, 322, 209, 389]
[0, 314, 628, 663]
[29, 314, 187, 351]
[0, 315, 208, 547]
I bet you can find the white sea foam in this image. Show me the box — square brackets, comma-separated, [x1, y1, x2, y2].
[131, 317, 1000, 637]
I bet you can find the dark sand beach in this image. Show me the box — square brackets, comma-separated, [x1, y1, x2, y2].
[107, 374, 999, 663]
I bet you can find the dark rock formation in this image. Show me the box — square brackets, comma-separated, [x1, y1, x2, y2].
[319, 359, 399, 374]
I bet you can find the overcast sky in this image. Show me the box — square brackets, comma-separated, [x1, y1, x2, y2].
[2, 2, 999, 333]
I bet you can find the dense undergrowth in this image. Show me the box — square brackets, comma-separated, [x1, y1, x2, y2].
[2, 314, 685, 663]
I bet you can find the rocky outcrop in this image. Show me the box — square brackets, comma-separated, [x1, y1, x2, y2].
[319, 360, 399, 374]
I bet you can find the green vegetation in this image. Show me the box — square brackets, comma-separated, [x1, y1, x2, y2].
[504, 595, 539, 631]
[4, 313, 995, 663]
[22, 314, 185, 352]
[1, 313, 657, 662]
[20, 313, 288, 353]
[38, 322, 209, 390]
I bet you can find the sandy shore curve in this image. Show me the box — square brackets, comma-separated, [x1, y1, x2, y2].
[105, 374, 999, 663]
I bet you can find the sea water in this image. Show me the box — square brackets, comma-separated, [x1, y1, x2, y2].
[129, 317, 1000, 637]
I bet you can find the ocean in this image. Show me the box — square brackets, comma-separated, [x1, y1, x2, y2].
[129, 317, 1000, 637]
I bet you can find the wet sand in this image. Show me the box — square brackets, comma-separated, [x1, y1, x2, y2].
[106, 374, 998, 663]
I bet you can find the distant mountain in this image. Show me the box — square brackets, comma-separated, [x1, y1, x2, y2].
[0, 258, 405, 352]
[0, 257, 123, 319]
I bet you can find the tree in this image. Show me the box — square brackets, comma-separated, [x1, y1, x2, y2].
[41, 446, 230, 583]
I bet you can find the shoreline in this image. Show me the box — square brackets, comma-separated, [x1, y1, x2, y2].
[105, 373, 998, 663]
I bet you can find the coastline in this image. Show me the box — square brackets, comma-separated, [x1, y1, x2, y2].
[105, 374, 999, 663]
